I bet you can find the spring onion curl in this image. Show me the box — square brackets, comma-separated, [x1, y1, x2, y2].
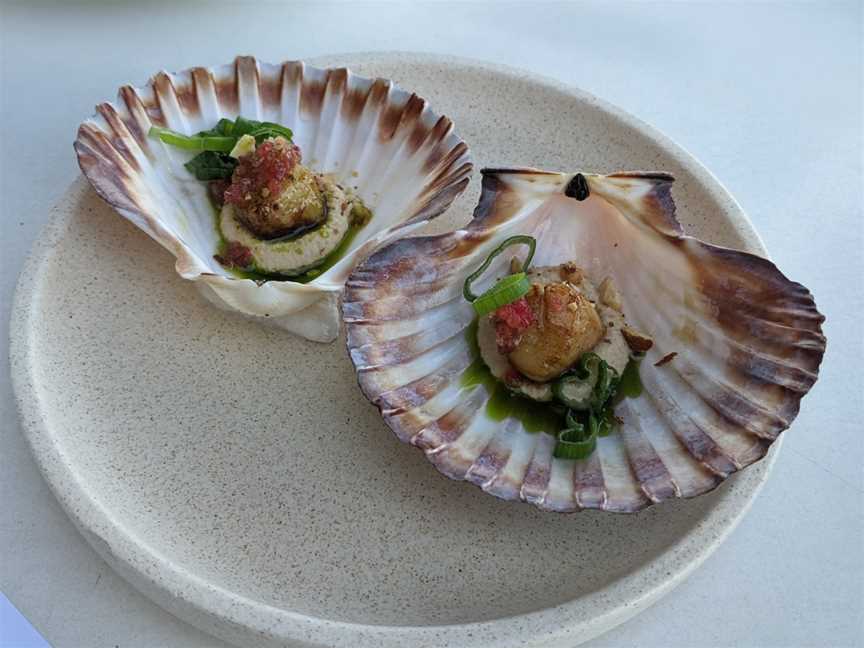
[553, 411, 599, 459]
[553, 354, 620, 459]
[471, 273, 531, 316]
[462, 235, 536, 303]
[552, 353, 619, 411]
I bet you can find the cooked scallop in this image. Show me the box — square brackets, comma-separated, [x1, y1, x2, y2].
[508, 281, 604, 381]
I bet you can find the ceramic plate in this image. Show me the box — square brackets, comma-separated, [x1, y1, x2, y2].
[11, 54, 778, 648]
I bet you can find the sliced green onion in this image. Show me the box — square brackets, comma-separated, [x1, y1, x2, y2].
[589, 361, 611, 411]
[565, 409, 582, 431]
[149, 126, 235, 152]
[472, 272, 531, 316]
[553, 373, 593, 410]
[553, 353, 619, 413]
[587, 410, 600, 438]
[578, 353, 602, 380]
[553, 353, 602, 410]
[553, 415, 598, 459]
[463, 235, 536, 302]
[598, 365, 620, 411]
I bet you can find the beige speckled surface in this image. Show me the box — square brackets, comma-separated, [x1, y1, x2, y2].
[10, 54, 777, 648]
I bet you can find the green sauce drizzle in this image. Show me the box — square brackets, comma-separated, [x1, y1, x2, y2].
[460, 318, 644, 435]
[212, 198, 370, 284]
[614, 356, 644, 402]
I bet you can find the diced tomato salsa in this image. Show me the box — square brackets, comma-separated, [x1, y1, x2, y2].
[224, 138, 301, 210]
[492, 297, 535, 354]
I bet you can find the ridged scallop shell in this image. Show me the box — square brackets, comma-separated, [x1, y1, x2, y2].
[74, 55, 471, 342]
[343, 168, 826, 513]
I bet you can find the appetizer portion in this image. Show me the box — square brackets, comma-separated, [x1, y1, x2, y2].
[343, 167, 824, 512]
[464, 236, 652, 459]
[151, 117, 372, 281]
[76, 57, 472, 342]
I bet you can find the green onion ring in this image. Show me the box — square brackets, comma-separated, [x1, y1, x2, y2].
[589, 361, 611, 411]
[471, 273, 531, 316]
[463, 235, 537, 302]
[553, 353, 607, 411]
[553, 416, 598, 460]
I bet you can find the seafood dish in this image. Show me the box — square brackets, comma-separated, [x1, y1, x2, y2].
[151, 117, 373, 281]
[343, 169, 825, 512]
[75, 56, 471, 341]
[73, 56, 826, 513]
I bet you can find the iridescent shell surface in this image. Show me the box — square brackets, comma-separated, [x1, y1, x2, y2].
[344, 168, 826, 513]
[74, 55, 471, 342]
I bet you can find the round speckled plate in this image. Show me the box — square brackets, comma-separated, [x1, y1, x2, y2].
[11, 54, 777, 648]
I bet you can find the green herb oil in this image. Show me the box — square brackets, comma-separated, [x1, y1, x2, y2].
[614, 356, 644, 401]
[211, 193, 371, 283]
[460, 318, 644, 435]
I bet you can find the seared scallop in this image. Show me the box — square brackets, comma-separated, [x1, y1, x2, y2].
[225, 137, 326, 239]
[508, 280, 605, 382]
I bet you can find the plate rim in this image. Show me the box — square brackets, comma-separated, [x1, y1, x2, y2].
[9, 52, 779, 648]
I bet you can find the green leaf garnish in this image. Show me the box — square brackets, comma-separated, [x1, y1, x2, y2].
[150, 117, 294, 159]
[249, 122, 294, 143]
[183, 151, 237, 181]
[196, 118, 235, 137]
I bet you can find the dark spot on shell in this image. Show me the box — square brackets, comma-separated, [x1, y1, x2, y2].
[654, 352, 677, 366]
[118, 87, 148, 151]
[419, 117, 456, 174]
[96, 103, 140, 171]
[406, 99, 432, 153]
[281, 60, 304, 94]
[564, 173, 590, 200]
[151, 72, 178, 124]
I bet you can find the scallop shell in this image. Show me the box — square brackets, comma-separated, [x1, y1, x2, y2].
[343, 168, 826, 513]
[74, 56, 471, 342]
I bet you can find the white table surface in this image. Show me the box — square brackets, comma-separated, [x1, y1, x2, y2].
[1, 2, 862, 647]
